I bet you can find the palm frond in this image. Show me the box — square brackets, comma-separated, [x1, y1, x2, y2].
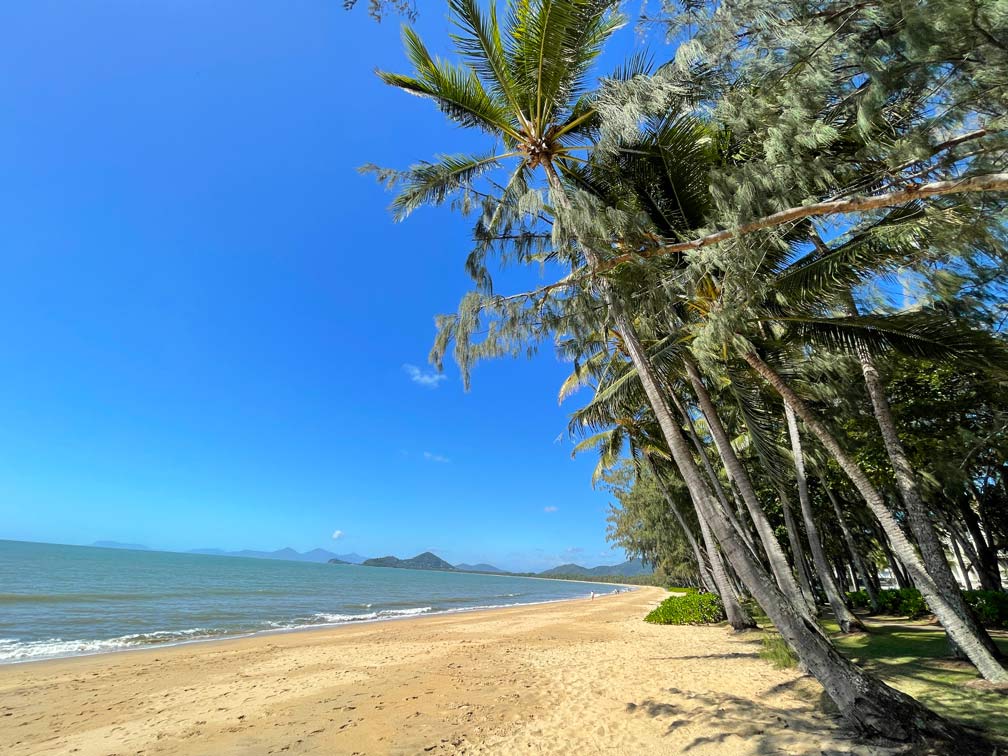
[372, 152, 508, 220]
[448, 0, 526, 124]
[769, 204, 955, 305]
[779, 311, 1008, 368]
[725, 367, 788, 485]
[505, 0, 623, 130]
[378, 27, 518, 139]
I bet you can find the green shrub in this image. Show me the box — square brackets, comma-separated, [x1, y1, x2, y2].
[846, 588, 925, 617]
[645, 590, 725, 625]
[759, 633, 798, 669]
[898, 591, 929, 620]
[665, 586, 697, 594]
[964, 590, 1008, 629]
[878, 589, 909, 615]
[847, 589, 871, 610]
[845, 587, 1008, 627]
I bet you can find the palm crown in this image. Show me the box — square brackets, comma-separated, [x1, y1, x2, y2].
[375, 0, 624, 221]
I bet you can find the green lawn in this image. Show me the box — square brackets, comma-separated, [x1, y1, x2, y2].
[820, 616, 1008, 740]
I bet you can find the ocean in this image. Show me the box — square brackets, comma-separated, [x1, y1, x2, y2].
[0, 540, 617, 663]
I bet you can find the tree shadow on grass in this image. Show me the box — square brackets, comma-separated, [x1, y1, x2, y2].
[831, 619, 1008, 741]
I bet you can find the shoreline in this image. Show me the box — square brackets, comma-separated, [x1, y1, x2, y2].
[0, 586, 874, 756]
[0, 585, 636, 668]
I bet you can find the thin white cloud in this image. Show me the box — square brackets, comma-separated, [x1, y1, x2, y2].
[403, 363, 446, 389]
[423, 451, 451, 464]
[543, 505, 559, 513]
[331, 530, 344, 540]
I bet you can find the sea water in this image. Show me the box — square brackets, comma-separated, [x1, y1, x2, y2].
[0, 540, 616, 663]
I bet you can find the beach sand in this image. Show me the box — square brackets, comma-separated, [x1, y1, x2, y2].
[1, 587, 881, 755]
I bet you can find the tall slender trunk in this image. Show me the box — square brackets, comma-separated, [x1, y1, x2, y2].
[847, 298, 1001, 657]
[835, 559, 851, 592]
[671, 393, 759, 556]
[744, 349, 1007, 681]
[825, 486, 880, 611]
[540, 164, 994, 744]
[776, 484, 819, 612]
[847, 562, 859, 592]
[960, 498, 1003, 591]
[643, 453, 716, 593]
[879, 531, 912, 590]
[683, 358, 812, 617]
[784, 406, 865, 633]
[694, 502, 755, 629]
[949, 533, 973, 592]
[865, 562, 881, 595]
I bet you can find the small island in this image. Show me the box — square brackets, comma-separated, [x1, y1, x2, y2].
[361, 551, 456, 571]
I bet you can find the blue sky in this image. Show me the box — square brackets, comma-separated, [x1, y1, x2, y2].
[0, 0, 650, 571]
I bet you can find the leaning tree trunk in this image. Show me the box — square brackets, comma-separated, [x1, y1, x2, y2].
[775, 483, 819, 612]
[643, 452, 716, 593]
[879, 530, 912, 590]
[683, 358, 814, 618]
[744, 349, 1007, 682]
[960, 498, 1003, 591]
[849, 313, 1002, 658]
[623, 325, 986, 747]
[784, 406, 865, 633]
[695, 500, 756, 630]
[825, 486, 880, 612]
[671, 393, 759, 557]
[541, 164, 997, 743]
[948, 530, 974, 591]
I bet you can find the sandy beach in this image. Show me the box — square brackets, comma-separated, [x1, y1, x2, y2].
[1, 587, 882, 755]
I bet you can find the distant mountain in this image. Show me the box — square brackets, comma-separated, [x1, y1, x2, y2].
[327, 557, 352, 565]
[333, 553, 367, 565]
[362, 551, 455, 571]
[455, 563, 505, 573]
[188, 547, 350, 564]
[92, 541, 150, 551]
[538, 558, 651, 578]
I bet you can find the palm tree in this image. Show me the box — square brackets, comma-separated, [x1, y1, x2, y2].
[706, 209, 1008, 675]
[564, 351, 755, 629]
[373, 0, 997, 745]
[783, 404, 865, 632]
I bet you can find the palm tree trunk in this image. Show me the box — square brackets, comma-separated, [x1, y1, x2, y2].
[775, 483, 819, 610]
[630, 331, 987, 746]
[670, 392, 759, 556]
[694, 502, 755, 629]
[960, 498, 1003, 591]
[744, 349, 1007, 681]
[824, 486, 880, 611]
[643, 453, 716, 593]
[879, 531, 912, 590]
[948, 529, 974, 591]
[784, 406, 865, 632]
[539, 163, 998, 742]
[683, 358, 813, 616]
[846, 299, 1002, 657]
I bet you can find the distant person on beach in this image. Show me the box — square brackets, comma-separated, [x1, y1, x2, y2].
[590, 591, 595, 600]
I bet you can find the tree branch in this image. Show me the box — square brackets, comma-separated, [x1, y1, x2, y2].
[600, 172, 1008, 272]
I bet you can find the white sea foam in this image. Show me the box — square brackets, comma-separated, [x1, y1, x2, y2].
[0, 628, 219, 662]
[309, 606, 433, 624]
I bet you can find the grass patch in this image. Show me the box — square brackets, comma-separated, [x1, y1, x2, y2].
[820, 616, 1008, 740]
[759, 632, 798, 669]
